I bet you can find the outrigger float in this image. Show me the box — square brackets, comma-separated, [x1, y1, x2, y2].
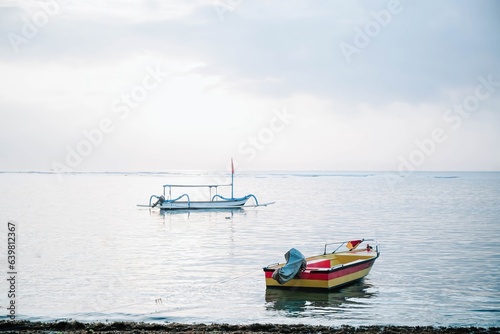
[263, 239, 380, 291]
[140, 160, 274, 210]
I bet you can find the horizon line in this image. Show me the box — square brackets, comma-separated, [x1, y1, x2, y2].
[1, 170, 499, 174]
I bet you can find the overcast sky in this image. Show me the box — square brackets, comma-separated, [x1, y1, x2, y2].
[1, 0, 499, 172]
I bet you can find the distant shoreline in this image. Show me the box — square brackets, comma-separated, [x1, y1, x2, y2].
[0, 321, 498, 333]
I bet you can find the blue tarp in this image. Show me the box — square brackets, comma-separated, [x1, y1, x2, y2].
[272, 248, 307, 284]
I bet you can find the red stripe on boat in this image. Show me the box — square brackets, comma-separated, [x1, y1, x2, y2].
[265, 259, 374, 281]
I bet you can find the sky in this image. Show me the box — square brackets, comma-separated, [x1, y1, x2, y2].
[0, 0, 499, 172]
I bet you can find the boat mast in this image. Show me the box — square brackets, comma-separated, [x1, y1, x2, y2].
[231, 158, 234, 199]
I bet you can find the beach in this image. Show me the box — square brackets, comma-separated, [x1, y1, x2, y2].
[0, 321, 499, 333]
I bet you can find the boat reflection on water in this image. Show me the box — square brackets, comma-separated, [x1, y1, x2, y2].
[147, 206, 252, 220]
[158, 207, 242, 216]
[265, 280, 377, 316]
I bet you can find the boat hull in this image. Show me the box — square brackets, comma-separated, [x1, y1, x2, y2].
[264, 258, 376, 290]
[158, 198, 249, 210]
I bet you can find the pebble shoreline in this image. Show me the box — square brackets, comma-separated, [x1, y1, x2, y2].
[0, 321, 499, 333]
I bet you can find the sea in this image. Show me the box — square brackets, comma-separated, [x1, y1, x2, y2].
[0, 171, 499, 327]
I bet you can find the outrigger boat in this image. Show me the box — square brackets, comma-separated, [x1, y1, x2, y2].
[141, 160, 274, 210]
[263, 239, 380, 291]
[147, 184, 260, 210]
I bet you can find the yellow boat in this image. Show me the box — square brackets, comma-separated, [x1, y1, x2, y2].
[263, 239, 380, 291]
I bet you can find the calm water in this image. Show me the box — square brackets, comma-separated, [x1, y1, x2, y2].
[0, 171, 499, 326]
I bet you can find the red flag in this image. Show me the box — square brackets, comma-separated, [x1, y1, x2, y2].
[231, 158, 234, 175]
[347, 240, 362, 250]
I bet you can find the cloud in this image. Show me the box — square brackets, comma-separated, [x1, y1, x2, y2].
[0, 0, 499, 171]
[3, 1, 499, 105]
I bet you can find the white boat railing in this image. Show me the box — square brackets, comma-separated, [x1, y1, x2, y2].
[323, 239, 379, 255]
[147, 183, 261, 209]
[162, 183, 232, 200]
